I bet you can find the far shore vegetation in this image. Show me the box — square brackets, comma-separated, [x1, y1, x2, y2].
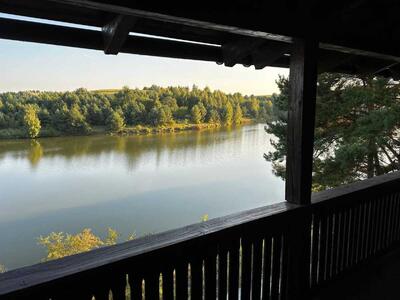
[0, 86, 271, 139]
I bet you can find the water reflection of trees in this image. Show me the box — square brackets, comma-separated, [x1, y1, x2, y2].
[0, 126, 245, 170]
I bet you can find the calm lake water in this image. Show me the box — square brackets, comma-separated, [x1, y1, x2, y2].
[0, 123, 284, 270]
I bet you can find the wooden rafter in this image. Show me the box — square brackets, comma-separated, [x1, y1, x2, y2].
[221, 38, 266, 67]
[102, 14, 136, 54]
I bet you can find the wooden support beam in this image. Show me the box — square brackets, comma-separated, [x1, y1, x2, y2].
[102, 14, 136, 54]
[221, 38, 265, 67]
[0, 17, 292, 68]
[252, 42, 290, 69]
[286, 37, 318, 205]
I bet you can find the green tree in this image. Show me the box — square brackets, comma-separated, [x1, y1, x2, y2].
[22, 105, 41, 138]
[221, 102, 234, 125]
[66, 105, 91, 134]
[191, 105, 202, 124]
[107, 111, 125, 132]
[233, 104, 243, 124]
[265, 74, 400, 191]
[208, 109, 220, 124]
[0, 86, 271, 139]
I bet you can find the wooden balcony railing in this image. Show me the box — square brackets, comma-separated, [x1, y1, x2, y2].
[1, 171, 400, 300]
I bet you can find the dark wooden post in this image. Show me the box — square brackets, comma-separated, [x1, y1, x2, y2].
[286, 37, 318, 205]
[285, 37, 318, 299]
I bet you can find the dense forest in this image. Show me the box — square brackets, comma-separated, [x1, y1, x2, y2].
[0, 86, 271, 139]
[265, 74, 400, 191]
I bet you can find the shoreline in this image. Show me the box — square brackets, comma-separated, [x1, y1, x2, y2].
[0, 119, 256, 141]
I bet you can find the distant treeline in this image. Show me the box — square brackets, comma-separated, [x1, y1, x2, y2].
[0, 86, 271, 138]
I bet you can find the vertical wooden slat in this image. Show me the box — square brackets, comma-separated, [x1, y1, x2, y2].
[240, 237, 251, 300]
[379, 196, 388, 251]
[348, 207, 357, 267]
[354, 203, 362, 264]
[129, 273, 143, 300]
[205, 247, 217, 300]
[228, 239, 240, 300]
[342, 209, 350, 271]
[377, 196, 385, 252]
[394, 194, 400, 241]
[110, 274, 126, 300]
[262, 237, 272, 300]
[362, 201, 368, 259]
[363, 201, 372, 260]
[318, 210, 327, 281]
[190, 257, 203, 300]
[325, 212, 333, 280]
[387, 194, 395, 246]
[280, 234, 290, 300]
[310, 212, 320, 286]
[176, 262, 188, 300]
[331, 209, 340, 277]
[162, 268, 174, 300]
[337, 208, 346, 273]
[388, 194, 395, 245]
[370, 198, 379, 256]
[218, 247, 228, 300]
[251, 238, 263, 300]
[270, 235, 282, 300]
[145, 272, 159, 300]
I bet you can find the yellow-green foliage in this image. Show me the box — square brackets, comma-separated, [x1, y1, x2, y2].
[0, 264, 6, 273]
[38, 228, 122, 261]
[23, 105, 41, 138]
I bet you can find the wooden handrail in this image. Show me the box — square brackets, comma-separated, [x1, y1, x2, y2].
[0, 202, 297, 297]
[1, 171, 400, 299]
[312, 171, 400, 204]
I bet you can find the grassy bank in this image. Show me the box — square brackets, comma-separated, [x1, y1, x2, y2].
[0, 119, 255, 140]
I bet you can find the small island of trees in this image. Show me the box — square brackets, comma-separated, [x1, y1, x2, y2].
[0, 85, 271, 139]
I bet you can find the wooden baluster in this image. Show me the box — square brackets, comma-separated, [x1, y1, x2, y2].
[270, 235, 282, 300]
[228, 239, 240, 300]
[363, 201, 372, 260]
[370, 199, 379, 255]
[205, 244, 217, 300]
[354, 204, 362, 264]
[318, 210, 327, 281]
[325, 212, 333, 280]
[128, 273, 143, 300]
[310, 212, 320, 285]
[331, 208, 340, 277]
[341, 209, 350, 271]
[110, 273, 127, 300]
[251, 238, 263, 300]
[145, 272, 160, 300]
[262, 237, 272, 300]
[162, 267, 174, 300]
[190, 257, 203, 300]
[394, 194, 400, 241]
[348, 207, 357, 267]
[280, 233, 290, 300]
[388, 194, 395, 246]
[93, 274, 111, 300]
[218, 246, 228, 300]
[360, 201, 369, 260]
[240, 237, 251, 300]
[176, 262, 188, 300]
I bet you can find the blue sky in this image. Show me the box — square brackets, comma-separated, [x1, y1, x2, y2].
[0, 13, 288, 95]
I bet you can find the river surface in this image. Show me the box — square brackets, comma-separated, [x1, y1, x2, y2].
[0, 124, 284, 270]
